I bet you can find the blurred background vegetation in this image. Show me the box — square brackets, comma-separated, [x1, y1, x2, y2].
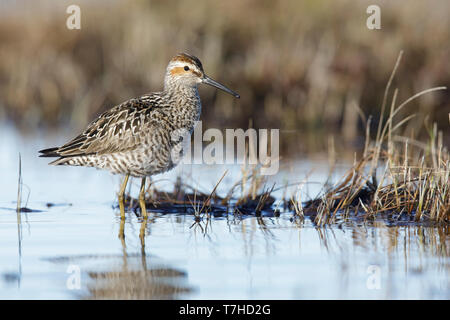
[0, 0, 448, 155]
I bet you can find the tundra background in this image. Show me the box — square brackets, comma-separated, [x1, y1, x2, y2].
[0, 0, 448, 156]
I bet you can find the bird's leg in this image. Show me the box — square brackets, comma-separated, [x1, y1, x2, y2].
[145, 177, 152, 199]
[119, 217, 126, 242]
[139, 217, 148, 252]
[118, 174, 130, 219]
[139, 217, 148, 271]
[139, 177, 147, 218]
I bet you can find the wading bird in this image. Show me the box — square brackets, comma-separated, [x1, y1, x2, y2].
[39, 53, 239, 219]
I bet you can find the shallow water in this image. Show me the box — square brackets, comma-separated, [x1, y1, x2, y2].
[0, 125, 448, 299]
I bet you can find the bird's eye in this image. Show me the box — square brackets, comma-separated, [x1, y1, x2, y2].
[184, 66, 190, 71]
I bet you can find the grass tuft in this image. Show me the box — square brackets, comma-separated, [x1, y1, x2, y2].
[303, 53, 449, 226]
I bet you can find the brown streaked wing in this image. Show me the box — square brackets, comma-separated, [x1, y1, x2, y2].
[55, 97, 159, 157]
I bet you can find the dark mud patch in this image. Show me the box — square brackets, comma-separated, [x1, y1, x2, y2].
[0, 206, 43, 213]
[115, 185, 447, 228]
[45, 202, 73, 208]
[119, 188, 278, 219]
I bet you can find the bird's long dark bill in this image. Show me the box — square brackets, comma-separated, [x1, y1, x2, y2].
[203, 76, 240, 98]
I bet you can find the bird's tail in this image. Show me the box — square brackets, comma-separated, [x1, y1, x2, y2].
[38, 147, 60, 158]
[39, 147, 81, 166]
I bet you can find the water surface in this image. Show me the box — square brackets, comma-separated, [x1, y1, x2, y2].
[0, 126, 448, 299]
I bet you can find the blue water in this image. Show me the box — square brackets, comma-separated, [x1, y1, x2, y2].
[0, 125, 448, 299]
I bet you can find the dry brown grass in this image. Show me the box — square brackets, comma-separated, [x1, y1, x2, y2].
[0, 0, 449, 154]
[304, 52, 449, 225]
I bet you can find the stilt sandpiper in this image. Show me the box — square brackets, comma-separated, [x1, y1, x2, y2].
[39, 53, 239, 218]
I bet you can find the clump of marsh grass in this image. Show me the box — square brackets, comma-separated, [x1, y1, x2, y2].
[120, 164, 277, 219]
[304, 52, 449, 226]
[220, 163, 276, 216]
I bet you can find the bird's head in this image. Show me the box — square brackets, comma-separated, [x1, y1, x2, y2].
[165, 53, 240, 98]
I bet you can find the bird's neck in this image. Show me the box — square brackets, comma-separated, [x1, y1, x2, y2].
[163, 81, 202, 125]
[164, 79, 200, 104]
[164, 82, 198, 97]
